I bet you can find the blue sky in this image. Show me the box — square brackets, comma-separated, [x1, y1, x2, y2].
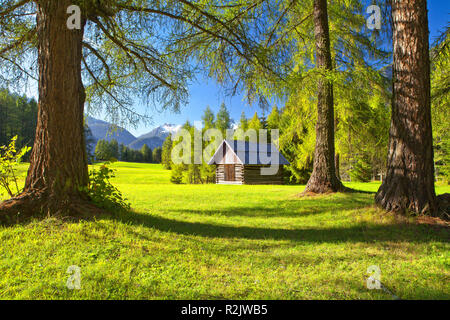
[123, 0, 449, 137]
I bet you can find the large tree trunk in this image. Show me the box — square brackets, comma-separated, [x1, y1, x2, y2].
[304, 0, 344, 193]
[0, 0, 95, 222]
[375, 0, 437, 215]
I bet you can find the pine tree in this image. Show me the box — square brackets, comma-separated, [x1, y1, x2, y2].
[109, 139, 119, 160]
[140, 144, 152, 163]
[267, 106, 280, 130]
[161, 134, 173, 169]
[248, 112, 263, 132]
[239, 112, 248, 132]
[202, 106, 215, 130]
[215, 103, 231, 135]
[95, 140, 109, 160]
[152, 147, 162, 164]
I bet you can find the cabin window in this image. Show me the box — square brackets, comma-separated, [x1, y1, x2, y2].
[224, 164, 235, 181]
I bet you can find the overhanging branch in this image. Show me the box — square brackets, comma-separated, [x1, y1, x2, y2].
[0, 0, 31, 17]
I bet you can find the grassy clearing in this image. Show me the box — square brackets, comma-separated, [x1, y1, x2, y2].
[0, 162, 449, 299]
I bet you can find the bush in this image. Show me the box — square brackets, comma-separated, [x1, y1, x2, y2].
[83, 162, 130, 211]
[0, 136, 30, 197]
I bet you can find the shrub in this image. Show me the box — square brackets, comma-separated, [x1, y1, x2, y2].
[83, 162, 130, 211]
[0, 136, 30, 197]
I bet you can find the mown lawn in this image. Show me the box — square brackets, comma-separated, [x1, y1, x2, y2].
[0, 162, 449, 299]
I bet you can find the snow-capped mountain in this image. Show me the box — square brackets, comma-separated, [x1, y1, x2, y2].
[162, 123, 182, 135]
[142, 123, 182, 139]
[127, 123, 181, 150]
[86, 117, 183, 151]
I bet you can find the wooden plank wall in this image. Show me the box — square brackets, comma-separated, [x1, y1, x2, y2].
[243, 165, 284, 185]
[216, 165, 225, 183]
[216, 164, 284, 185]
[235, 164, 244, 183]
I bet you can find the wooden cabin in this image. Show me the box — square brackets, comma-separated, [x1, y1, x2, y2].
[208, 140, 290, 185]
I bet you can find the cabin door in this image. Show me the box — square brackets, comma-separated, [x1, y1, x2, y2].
[224, 164, 235, 181]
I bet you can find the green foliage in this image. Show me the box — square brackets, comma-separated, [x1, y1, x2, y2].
[0, 136, 30, 197]
[96, 140, 159, 164]
[248, 112, 263, 131]
[95, 139, 115, 161]
[349, 157, 373, 182]
[109, 139, 119, 159]
[186, 164, 202, 184]
[84, 162, 130, 211]
[239, 111, 248, 131]
[336, 96, 390, 181]
[202, 106, 215, 129]
[0, 89, 37, 156]
[161, 134, 173, 170]
[267, 106, 280, 130]
[215, 103, 231, 134]
[140, 144, 152, 163]
[152, 147, 162, 164]
[431, 26, 450, 183]
[170, 164, 184, 184]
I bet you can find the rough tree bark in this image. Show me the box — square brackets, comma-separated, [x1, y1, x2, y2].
[304, 0, 344, 193]
[375, 0, 437, 215]
[0, 0, 96, 222]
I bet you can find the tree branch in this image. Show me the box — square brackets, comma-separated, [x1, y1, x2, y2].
[0, 27, 36, 56]
[82, 41, 112, 83]
[0, 55, 37, 80]
[0, 0, 31, 17]
[82, 55, 150, 121]
[114, 4, 251, 65]
[92, 17, 178, 91]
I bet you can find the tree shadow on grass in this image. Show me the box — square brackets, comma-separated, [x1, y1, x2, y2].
[111, 210, 449, 244]
[163, 193, 374, 218]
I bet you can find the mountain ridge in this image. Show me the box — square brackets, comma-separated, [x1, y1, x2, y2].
[86, 116, 180, 151]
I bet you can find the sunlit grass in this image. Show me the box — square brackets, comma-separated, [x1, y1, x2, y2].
[0, 162, 449, 299]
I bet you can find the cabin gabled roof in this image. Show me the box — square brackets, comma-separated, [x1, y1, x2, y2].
[207, 140, 290, 165]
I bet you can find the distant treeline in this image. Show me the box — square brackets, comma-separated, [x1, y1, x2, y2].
[0, 89, 38, 156]
[94, 139, 162, 164]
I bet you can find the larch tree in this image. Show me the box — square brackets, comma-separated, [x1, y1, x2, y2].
[375, 0, 439, 215]
[223, 0, 389, 193]
[0, 0, 269, 221]
[303, 0, 344, 193]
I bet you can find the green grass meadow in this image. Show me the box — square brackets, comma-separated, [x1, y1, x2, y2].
[0, 162, 449, 299]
